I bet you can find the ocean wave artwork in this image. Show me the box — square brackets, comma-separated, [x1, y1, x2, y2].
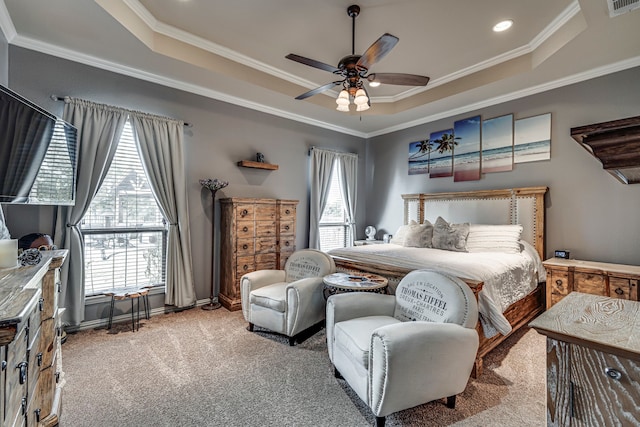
[482, 114, 513, 173]
[514, 113, 551, 163]
[453, 115, 481, 182]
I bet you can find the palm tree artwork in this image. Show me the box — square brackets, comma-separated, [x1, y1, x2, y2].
[428, 129, 457, 178]
[408, 139, 433, 175]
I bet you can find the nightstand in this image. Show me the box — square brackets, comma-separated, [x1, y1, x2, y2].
[354, 239, 385, 246]
[543, 257, 640, 309]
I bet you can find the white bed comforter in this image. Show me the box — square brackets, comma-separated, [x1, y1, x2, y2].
[328, 242, 545, 337]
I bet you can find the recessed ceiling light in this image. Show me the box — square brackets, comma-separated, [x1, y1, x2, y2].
[493, 20, 513, 32]
[369, 81, 381, 87]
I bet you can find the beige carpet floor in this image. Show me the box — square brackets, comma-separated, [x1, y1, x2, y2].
[61, 307, 546, 426]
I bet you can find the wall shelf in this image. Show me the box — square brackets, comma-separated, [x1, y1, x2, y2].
[237, 160, 279, 170]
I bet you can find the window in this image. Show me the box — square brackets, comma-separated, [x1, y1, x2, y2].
[81, 119, 166, 296]
[29, 119, 76, 203]
[318, 163, 351, 251]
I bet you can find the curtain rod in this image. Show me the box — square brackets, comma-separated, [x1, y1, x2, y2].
[308, 146, 358, 157]
[50, 95, 192, 127]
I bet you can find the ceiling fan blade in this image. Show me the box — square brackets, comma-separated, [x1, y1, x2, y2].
[295, 81, 342, 100]
[286, 54, 340, 73]
[356, 33, 399, 70]
[367, 73, 430, 86]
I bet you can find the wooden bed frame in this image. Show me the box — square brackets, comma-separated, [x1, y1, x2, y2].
[332, 186, 548, 377]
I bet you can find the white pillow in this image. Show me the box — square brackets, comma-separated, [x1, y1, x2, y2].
[389, 220, 433, 248]
[465, 224, 523, 254]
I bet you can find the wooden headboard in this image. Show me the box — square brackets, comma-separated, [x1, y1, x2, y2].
[402, 187, 548, 260]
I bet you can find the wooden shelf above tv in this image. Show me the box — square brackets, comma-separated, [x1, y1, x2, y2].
[237, 160, 279, 170]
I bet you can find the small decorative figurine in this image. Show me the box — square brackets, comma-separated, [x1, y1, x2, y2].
[256, 152, 265, 163]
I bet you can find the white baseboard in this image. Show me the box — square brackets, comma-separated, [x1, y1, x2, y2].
[72, 297, 218, 331]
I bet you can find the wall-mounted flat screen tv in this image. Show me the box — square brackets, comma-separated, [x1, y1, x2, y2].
[0, 84, 77, 205]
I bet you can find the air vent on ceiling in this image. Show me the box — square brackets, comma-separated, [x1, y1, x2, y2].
[607, 0, 640, 17]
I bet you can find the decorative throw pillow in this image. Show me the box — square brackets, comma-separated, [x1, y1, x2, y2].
[431, 216, 469, 252]
[465, 224, 523, 253]
[389, 220, 433, 247]
[403, 220, 433, 248]
[389, 220, 416, 245]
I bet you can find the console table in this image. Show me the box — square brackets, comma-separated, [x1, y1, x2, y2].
[530, 292, 640, 426]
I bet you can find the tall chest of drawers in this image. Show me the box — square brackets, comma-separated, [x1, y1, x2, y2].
[0, 250, 67, 427]
[219, 198, 298, 311]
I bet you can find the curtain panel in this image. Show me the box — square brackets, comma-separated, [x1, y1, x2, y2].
[130, 113, 196, 308]
[308, 147, 358, 249]
[54, 99, 128, 326]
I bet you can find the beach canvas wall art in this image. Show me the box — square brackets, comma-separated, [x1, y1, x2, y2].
[514, 113, 551, 163]
[482, 114, 513, 173]
[453, 115, 481, 182]
[408, 140, 431, 175]
[428, 129, 456, 178]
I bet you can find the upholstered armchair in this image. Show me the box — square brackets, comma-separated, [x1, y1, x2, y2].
[326, 269, 479, 426]
[241, 249, 336, 345]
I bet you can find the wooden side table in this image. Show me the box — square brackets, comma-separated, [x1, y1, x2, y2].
[530, 292, 640, 426]
[322, 272, 388, 299]
[103, 287, 150, 331]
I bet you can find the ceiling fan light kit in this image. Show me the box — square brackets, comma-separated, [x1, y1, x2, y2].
[286, 4, 429, 113]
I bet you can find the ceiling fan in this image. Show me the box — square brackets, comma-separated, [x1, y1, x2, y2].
[286, 4, 430, 110]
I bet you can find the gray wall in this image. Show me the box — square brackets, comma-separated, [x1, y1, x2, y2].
[4, 46, 640, 324]
[3, 47, 366, 322]
[366, 66, 640, 266]
[0, 30, 7, 85]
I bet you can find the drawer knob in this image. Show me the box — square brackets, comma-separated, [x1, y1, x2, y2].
[39, 297, 45, 311]
[285, 209, 290, 215]
[285, 241, 290, 247]
[284, 225, 290, 231]
[21, 397, 27, 416]
[243, 226, 249, 232]
[242, 244, 248, 250]
[34, 408, 41, 423]
[241, 209, 249, 216]
[614, 287, 624, 295]
[17, 361, 28, 384]
[555, 280, 563, 287]
[243, 265, 249, 271]
[605, 367, 622, 380]
[1, 360, 5, 371]
[37, 352, 43, 366]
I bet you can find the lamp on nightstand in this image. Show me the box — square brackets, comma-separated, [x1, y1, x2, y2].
[199, 178, 229, 310]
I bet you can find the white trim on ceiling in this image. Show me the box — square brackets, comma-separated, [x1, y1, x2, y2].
[367, 55, 640, 138]
[119, 0, 582, 104]
[0, 0, 16, 42]
[2, 0, 638, 140]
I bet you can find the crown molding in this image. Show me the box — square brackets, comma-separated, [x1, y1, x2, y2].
[121, 0, 321, 93]
[366, 55, 640, 138]
[0, 0, 16, 42]
[10, 34, 367, 138]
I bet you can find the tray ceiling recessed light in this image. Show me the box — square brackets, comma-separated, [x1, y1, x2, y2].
[493, 19, 513, 32]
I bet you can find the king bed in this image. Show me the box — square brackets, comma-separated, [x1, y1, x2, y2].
[329, 186, 548, 377]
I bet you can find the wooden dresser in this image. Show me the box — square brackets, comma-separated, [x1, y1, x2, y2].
[530, 292, 640, 426]
[219, 198, 297, 311]
[0, 250, 67, 427]
[543, 258, 640, 309]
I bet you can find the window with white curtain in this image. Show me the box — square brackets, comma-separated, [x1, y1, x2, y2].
[80, 119, 167, 296]
[318, 162, 351, 251]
